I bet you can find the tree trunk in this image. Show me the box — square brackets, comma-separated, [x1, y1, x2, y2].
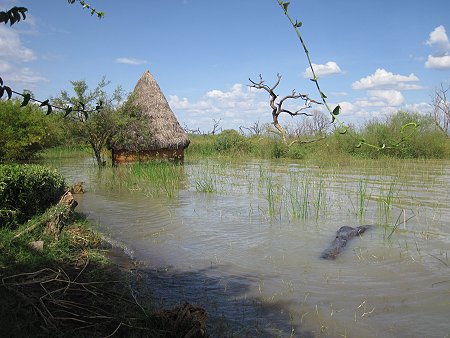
[90, 141, 104, 167]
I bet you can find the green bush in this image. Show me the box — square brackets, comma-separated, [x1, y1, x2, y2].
[0, 99, 63, 161]
[356, 111, 449, 158]
[185, 134, 217, 157]
[214, 129, 245, 152]
[0, 164, 65, 227]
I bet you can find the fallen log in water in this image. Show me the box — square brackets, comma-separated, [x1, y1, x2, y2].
[320, 225, 371, 260]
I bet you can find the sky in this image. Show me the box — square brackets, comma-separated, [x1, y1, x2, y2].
[1, 0, 450, 132]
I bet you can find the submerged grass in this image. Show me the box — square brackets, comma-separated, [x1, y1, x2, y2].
[130, 162, 184, 198]
[284, 172, 327, 221]
[348, 179, 370, 222]
[95, 161, 186, 199]
[377, 182, 398, 224]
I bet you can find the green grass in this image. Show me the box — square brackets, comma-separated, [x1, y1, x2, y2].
[377, 182, 397, 224]
[0, 205, 206, 337]
[185, 111, 450, 163]
[348, 179, 370, 222]
[95, 161, 186, 198]
[39, 145, 92, 159]
[129, 162, 185, 198]
[0, 210, 152, 337]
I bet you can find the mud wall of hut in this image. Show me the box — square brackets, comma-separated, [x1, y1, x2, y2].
[112, 148, 184, 164]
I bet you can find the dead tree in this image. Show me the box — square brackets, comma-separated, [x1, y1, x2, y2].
[239, 120, 265, 136]
[249, 74, 321, 143]
[431, 83, 450, 135]
[208, 118, 222, 135]
[183, 124, 201, 135]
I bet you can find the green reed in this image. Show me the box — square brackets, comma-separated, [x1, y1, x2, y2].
[349, 179, 370, 221]
[284, 172, 326, 221]
[265, 175, 278, 217]
[190, 161, 222, 193]
[195, 177, 217, 193]
[377, 182, 397, 224]
[131, 162, 184, 198]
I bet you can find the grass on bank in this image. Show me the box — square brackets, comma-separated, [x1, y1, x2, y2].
[185, 112, 450, 163]
[0, 209, 154, 337]
[0, 207, 206, 337]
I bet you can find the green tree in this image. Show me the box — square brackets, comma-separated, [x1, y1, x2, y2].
[53, 77, 125, 167]
[0, 99, 62, 161]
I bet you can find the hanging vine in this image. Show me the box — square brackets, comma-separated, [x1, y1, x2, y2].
[276, 1, 418, 150]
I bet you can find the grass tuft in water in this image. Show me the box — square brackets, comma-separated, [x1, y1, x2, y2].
[349, 179, 370, 221]
[377, 182, 398, 224]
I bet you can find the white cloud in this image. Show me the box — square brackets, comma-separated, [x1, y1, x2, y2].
[367, 90, 404, 106]
[352, 69, 421, 90]
[0, 60, 12, 73]
[403, 102, 431, 113]
[169, 83, 273, 131]
[331, 91, 348, 97]
[426, 25, 450, 52]
[303, 61, 342, 78]
[0, 25, 46, 87]
[425, 55, 450, 69]
[424, 25, 450, 70]
[115, 57, 148, 65]
[6, 67, 47, 85]
[338, 101, 356, 114]
[0, 25, 35, 61]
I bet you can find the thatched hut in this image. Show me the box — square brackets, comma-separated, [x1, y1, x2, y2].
[110, 70, 189, 164]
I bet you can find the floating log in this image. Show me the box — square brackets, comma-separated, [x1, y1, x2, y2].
[320, 225, 371, 260]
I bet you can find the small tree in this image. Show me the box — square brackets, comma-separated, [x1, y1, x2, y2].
[53, 77, 125, 167]
[0, 99, 62, 161]
[431, 83, 450, 136]
[249, 73, 321, 143]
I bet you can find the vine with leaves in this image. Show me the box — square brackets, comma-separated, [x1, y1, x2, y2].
[276, 0, 418, 150]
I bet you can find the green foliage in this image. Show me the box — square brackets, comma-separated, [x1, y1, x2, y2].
[0, 164, 65, 227]
[286, 144, 306, 159]
[67, 0, 105, 19]
[0, 99, 63, 161]
[185, 135, 217, 157]
[268, 139, 288, 158]
[109, 94, 155, 153]
[185, 112, 450, 162]
[0, 6, 27, 25]
[214, 129, 246, 152]
[54, 77, 125, 166]
[356, 112, 449, 158]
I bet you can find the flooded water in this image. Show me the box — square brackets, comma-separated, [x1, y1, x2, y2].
[46, 155, 450, 337]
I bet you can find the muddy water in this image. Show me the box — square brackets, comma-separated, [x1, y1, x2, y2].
[47, 157, 450, 337]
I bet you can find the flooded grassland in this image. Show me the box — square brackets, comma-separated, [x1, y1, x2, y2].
[45, 155, 450, 337]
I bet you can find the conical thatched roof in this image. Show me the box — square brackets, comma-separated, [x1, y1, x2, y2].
[112, 70, 189, 152]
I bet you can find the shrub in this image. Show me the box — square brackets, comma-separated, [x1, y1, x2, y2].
[214, 129, 245, 152]
[287, 144, 306, 159]
[0, 99, 63, 161]
[0, 164, 65, 227]
[357, 111, 449, 158]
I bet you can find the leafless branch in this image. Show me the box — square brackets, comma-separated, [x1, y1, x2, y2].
[430, 83, 450, 135]
[249, 74, 321, 143]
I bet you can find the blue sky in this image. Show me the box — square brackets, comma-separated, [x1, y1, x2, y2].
[1, 0, 450, 132]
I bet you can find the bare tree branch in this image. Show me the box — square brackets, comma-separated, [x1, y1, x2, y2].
[249, 74, 321, 143]
[431, 83, 450, 135]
